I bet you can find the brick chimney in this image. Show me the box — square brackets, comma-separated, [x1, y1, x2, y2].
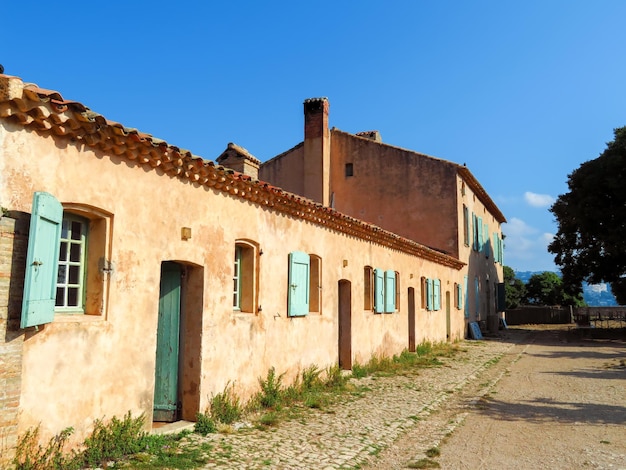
[303, 98, 331, 206]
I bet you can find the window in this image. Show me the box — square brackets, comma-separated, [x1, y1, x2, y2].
[425, 278, 441, 311]
[463, 205, 470, 246]
[345, 163, 354, 177]
[234, 240, 258, 313]
[21, 192, 112, 328]
[370, 268, 398, 314]
[56, 214, 88, 311]
[483, 223, 490, 257]
[309, 255, 322, 313]
[455, 283, 462, 310]
[420, 276, 427, 309]
[287, 252, 322, 316]
[364, 266, 374, 310]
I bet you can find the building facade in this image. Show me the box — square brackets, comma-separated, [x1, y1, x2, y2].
[0, 75, 483, 462]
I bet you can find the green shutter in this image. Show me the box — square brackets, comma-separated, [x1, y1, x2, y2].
[21, 192, 63, 328]
[288, 251, 310, 317]
[426, 278, 433, 311]
[374, 268, 385, 313]
[478, 217, 484, 252]
[464, 275, 469, 318]
[484, 224, 490, 257]
[433, 279, 441, 311]
[492, 233, 498, 262]
[499, 237, 504, 264]
[384, 270, 395, 313]
[457, 283, 462, 310]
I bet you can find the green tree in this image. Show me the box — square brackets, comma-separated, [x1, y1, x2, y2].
[549, 126, 626, 304]
[524, 271, 585, 307]
[503, 266, 526, 309]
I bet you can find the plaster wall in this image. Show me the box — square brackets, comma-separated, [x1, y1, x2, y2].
[328, 131, 460, 257]
[258, 144, 305, 196]
[1, 123, 465, 445]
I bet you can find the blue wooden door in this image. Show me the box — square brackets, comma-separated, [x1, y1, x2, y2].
[153, 262, 182, 422]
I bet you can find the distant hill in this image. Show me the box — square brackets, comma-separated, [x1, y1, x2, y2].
[514, 271, 619, 307]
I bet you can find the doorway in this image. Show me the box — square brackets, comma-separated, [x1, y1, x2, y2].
[408, 287, 416, 352]
[446, 290, 451, 341]
[338, 280, 352, 370]
[154, 262, 182, 422]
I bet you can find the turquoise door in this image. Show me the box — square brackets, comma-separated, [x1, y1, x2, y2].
[153, 262, 182, 422]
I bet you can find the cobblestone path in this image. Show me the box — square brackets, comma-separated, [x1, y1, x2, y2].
[190, 331, 527, 469]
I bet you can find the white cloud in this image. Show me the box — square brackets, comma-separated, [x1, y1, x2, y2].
[502, 218, 556, 271]
[587, 283, 608, 294]
[524, 192, 555, 208]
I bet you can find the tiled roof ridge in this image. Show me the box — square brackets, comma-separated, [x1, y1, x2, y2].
[332, 128, 506, 224]
[225, 142, 261, 164]
[0, 74, 464, 269]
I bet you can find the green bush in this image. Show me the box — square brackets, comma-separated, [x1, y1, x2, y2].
[13, 425, 75, 470]
[194, 412, 217, 436]
[210, 382, 242, 424]
[257, 367, 285, 409]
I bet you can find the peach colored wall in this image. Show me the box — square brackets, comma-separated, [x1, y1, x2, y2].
[258, 144, 305, 195]
[328, 131, 460, 258]
[1, 122, 466, 445]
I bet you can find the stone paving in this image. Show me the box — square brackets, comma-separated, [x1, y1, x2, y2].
[192, 334, 523, 469]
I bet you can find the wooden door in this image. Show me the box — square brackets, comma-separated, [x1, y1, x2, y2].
[338, 280, 352, 370]
[154, 262, 182, 422]
[408, 287, 416, 352]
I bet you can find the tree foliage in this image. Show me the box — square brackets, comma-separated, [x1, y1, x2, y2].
[503, 266, 526, 309]
[549, 126, 626, 304]
[524, 271, 585, 307]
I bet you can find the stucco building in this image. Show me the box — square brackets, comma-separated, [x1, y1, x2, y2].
[0, 74, 504, 463]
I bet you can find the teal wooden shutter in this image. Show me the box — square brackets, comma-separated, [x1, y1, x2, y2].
[492, 233, 498, 262]
[426, 278, 433, 311]
[464, 275, 469, 318]
[384, 270, 395, 313]
[288, 251, 310, 316]
[21, 192, 63, 328]
[472, 213, 478, 250]
[456, 283, 462, 310]
[433, 279, 441, 311]
[478, 217, 484, 252]
[499, 237, 504, 264]
[484, 224, 490, 257]
[374, 268, 384, 313]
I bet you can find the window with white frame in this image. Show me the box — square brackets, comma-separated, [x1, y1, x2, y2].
[21, 192, 112, 328]
[234, 240, 258, 313]
[56, 214, 88, 311]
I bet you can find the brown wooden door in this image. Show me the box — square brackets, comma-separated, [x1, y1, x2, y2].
[338, 280, 352, 370]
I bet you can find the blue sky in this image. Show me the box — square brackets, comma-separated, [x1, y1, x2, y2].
[3, 1, 626, 272]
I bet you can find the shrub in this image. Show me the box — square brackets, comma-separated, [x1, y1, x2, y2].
[194, 413, 217, 436]
[210, 382, 242, 424]
[257, 367, 285, 409]
[13, 425, 75, 470]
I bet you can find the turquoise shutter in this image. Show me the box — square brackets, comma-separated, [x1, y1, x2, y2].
[288, 251, 310, 316]
[478, 217, 484, 252]
[374, 268, 384, 313]
[492, 233, 498, 262]
[499, 237, 504, 264]
[464, 275, 469, 318]
[456, 283, 462, 310]
[472, 213, 478, 250]
[426, 278, 433, 311]
[21, 192, 63, 328]
[433, 279, 441, 310]
[484, 224, 490, 257]
[384, 270, 395, 313]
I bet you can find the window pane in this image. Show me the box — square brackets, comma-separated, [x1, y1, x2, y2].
[68, 288, 79, 307]
[61, 220, 69, 239]
[69, 265, 80, 284]
[55, 287, 64, 306]
[59, 242, 68, 261]
[70, 221, 83, 240]
[57, 265, 67, 283]
[69, 242, 81, 262]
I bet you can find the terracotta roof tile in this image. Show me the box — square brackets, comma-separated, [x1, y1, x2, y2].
[0, 74, 464, 269]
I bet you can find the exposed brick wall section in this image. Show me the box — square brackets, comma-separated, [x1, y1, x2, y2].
[0, 214, 28, 466]
[304, 98, 329, 140]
